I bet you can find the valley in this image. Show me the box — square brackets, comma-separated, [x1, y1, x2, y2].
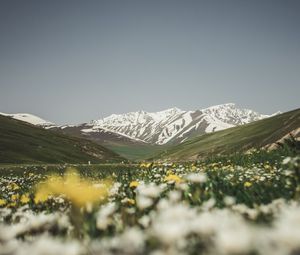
[0, 104, 299, 255]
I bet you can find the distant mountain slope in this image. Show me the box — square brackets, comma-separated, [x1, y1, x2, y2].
[0, 115, 124, 164]
[52, 124, 146, 145]
[1, 104, 271, 147]
[51, 124, 154, 160]
[0, 112, 55, 128]
[155, 108, 300, 161]
[0, 103, 277, 161]
[91, 103, 271, 145]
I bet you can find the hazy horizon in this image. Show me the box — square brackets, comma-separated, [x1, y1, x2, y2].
[1, 0, 299, 124]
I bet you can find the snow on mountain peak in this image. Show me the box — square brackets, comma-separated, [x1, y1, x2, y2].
[90, 104, 270, 145]
[160, 107, 183, 114]
[92, 107, 183, 126]
[204, 102, 236, 109]
[1, 104, 274, 146]
[0, 112, 55, 127]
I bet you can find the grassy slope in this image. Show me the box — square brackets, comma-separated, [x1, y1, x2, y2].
[52, 126, 163, 161]
[156, 108, 300, 161]
[104, 142, 165, 161]
[0, 116, 124, 164]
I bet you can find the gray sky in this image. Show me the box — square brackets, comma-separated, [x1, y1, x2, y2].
[0, 0, 299, 124]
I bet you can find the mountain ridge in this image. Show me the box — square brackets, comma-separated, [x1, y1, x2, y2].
[0, 112, 55, 128]
[90, 103, 273, 145]
[0, 104, 291, 161]
[154, 108, 300, 161]
[1, 103, 275, 146]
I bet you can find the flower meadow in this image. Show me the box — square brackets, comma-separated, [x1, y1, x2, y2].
[0, 151, 300, 255]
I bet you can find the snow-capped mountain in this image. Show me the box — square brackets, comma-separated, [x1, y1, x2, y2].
[91, 107, 185, 144]
[1, 103, 274, 146]
[0, 112, 55, 128]
[50, 123, 147, 146]
[90, 103, 271, 145]
[0, 111, 145, 146]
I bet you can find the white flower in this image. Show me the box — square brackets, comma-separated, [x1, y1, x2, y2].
[223, 196, 236, 206]
[138, 215, 151, 228]
[94, 228, 145, 254]
[215, 224, 253, 254]
[186, 173, 207, 183]
[201, 198, 216, 211]
[136, 196, 153, 210]
[136, 183, 163, 210]
[150, 203, 197, 244]
[109, 182, 121, 196]
[137, 183, 162, 198]
[271, 204, 300, 251]
[16, 236, 82, 255]
[168, 190, 181, 202]
[118, 228, 145, 253]
[282, 157, 291, 165]
[96, 203, 116, 230]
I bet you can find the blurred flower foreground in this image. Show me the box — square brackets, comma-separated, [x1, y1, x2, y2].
[0, 152, 300, 255]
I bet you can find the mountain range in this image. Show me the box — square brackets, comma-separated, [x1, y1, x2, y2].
[0, 103, 276, 146]
[1, 104, 299, 162]
[157, 108, 300, 161]
[89, 103, 274, 145]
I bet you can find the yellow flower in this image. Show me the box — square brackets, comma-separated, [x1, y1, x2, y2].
[34, 190, 49, 203]
[11, 194, 19, 201]
[8, 202, 17, 207]
[166, 170, 174, 175]
[20, 194, 30, 204]
[126, 198, 136, 205]
[140, 162, 152, 168]
[165, 174, 182, 184]
[34, 168, 112, 207]
[0, 199, 6, 206]
[129, 181, 139, 188]
[128, 199, 135, 205]
[244, 181, 252, 187]
[9, 183, 20, 191]
[264, 164, 272, 171]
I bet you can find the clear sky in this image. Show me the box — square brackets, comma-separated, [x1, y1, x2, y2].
[0, 0, 299, 124]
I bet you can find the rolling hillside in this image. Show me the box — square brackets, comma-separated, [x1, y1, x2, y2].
[0, 115, 124, 164]
[156, 108, 300, 161]
[104, 142, 163, 161]
[1, 103, 274, 160]
[50, 124, 159, 160]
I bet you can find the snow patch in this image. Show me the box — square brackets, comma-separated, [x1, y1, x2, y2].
[0, 112, 55, 127]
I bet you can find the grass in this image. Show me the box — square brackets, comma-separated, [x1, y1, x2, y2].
[104, 142, 165, 161]
[0, 115, 125, 164]
[0, 146, 299, 254]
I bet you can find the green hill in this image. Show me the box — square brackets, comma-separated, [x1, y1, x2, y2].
[50, 124, 163, 161]
[155, 108, 300, 161]
[104, 142, 164, 161]
[0, 115, 124, 164]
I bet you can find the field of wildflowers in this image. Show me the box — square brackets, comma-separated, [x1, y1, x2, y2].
[0, 148, 300, 255]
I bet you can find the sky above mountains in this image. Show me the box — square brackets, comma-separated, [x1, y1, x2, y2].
[0, 0, 299, 124]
